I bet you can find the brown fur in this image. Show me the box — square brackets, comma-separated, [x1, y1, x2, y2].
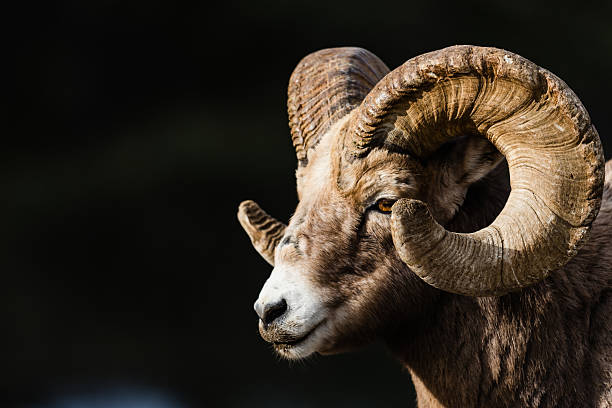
[244, 46, 610, 407]
[274, 125, 611, 407]
[390, 161, 612, 407]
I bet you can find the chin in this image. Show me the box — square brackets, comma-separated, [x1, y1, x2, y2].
[269, 319, 331, 360]
[274, 322, 375, 360]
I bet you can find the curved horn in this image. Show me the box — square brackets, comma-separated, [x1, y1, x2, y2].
[350, 45, 605, 296]
[237, 200, 286, 266]
[288, 47, 389, 167]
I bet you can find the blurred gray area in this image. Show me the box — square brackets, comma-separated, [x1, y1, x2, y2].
[5, 0, 611, 407]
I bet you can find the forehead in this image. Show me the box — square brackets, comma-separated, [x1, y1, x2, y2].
[296, 119, 423, 211]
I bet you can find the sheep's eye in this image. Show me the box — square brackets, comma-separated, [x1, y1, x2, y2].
[376, 198, 396, 213]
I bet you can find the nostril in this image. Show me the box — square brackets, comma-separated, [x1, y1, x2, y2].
[261, 299, 288, 326]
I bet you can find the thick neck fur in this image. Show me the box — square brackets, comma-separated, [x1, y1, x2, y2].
[385, 165, 612, 408]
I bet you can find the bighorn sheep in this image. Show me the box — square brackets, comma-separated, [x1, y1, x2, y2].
[237, 45, 612, 407]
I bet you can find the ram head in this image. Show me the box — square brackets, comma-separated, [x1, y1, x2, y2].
[237, 45, 604, 359]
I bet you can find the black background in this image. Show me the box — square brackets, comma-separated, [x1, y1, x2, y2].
[6, 1, 612, 407]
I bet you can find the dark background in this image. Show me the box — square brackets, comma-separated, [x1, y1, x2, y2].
[5, 1, 611, 407]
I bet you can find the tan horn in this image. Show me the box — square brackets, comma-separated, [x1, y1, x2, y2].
[349, 45, 605, 296]
[288, 47, 389, 166]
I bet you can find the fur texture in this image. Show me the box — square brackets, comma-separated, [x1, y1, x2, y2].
[241, 46, 611, 408]
[247, 125, 611, 406]
[390, 161, 612, 407]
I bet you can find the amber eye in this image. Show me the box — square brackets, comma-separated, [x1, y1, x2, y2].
[376, 198, 396, 213]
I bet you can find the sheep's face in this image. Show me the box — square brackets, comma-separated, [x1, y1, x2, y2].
[254, 119, 440, 359]
[247, 45, 594, 360]
[252, 114, 507, 359]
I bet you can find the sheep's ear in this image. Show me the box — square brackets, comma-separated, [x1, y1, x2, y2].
[424, 136, 505, 224]
[453, 136, 504, 185]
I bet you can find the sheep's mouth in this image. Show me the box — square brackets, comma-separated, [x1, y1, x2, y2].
[272, 320, 324, 350]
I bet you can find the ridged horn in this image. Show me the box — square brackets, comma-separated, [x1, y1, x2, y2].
[350, 45, 605, 296]
[288, 47, 389, 167]
[237, 200, 286, 266]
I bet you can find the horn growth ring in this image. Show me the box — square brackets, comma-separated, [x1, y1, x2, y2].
[350, 45, 605, 296]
